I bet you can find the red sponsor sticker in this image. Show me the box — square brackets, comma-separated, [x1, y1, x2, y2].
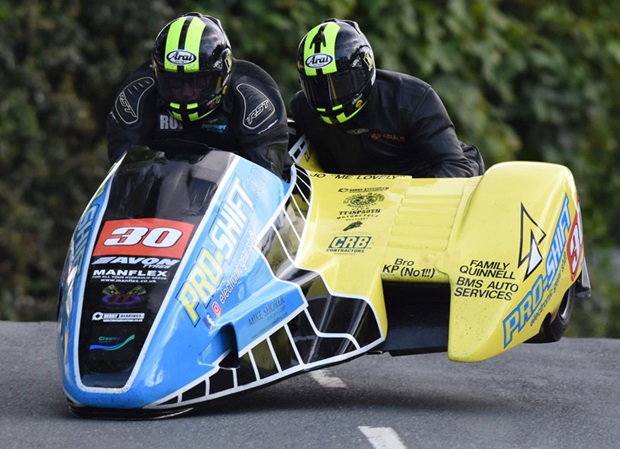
[93, 218, 194, 258]
[567, 210, 583, 281]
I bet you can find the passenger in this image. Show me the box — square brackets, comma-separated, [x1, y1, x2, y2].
[290, 19, 484, 177]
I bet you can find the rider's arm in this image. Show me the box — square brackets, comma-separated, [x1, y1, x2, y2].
[409, 86, 475, 178]
[232, 62, 292, 179]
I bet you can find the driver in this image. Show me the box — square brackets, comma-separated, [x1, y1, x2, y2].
[106, 12, 291, 179]
[290, 19, 484, 177]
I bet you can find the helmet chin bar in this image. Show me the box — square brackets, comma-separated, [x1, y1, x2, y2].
[168, 93, 223, 122]
[319, 104, 364, 124]
[317, 90, 368, 124]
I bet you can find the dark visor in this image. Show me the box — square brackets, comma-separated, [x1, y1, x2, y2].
[301, 67, 369, 110]
[157, 71, 222, 104]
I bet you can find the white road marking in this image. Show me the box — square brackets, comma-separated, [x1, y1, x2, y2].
[309, 369, 347, 388]
[358, 426, 407, 449]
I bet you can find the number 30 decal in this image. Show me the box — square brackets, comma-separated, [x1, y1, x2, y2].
[93, 218, 194, 258]
[103, 226, 182, 248]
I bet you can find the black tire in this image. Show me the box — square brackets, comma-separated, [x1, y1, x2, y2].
[527, 283, 576, 343]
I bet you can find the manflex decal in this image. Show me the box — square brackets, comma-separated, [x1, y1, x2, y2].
[503, 196, 571, 347]
[93, 218, 194, 258]
[92, 268, 169, 284]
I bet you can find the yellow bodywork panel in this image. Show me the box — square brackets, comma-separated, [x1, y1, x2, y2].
[293, 149, 585, 363]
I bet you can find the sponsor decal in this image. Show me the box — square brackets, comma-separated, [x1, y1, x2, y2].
[89, 334, 135, 351]
[338, 191, 385, 221]
[454, 278, 517, 301]
[177, 176, 254, 325]
[248, 295, 287, 340]
[201, 122, 227, 133]
[567, 203, 584, 281]
[503, 195, 571, 347]
[338, 186, 390, 193]
[518, 204, 547, 279]
[344, 192, 385, 208]
[327, 235, 371, 253]
[337, 209, 381, 221]
[382, 258, 436, 279]
[343, 221, 362, 231]
[92, 312, 145, 323]
[101, 285, 146, 307]
[93, 268, 168, 284]
[459, 260, 515, 279]
[370, 132, 405, 142]
[166, 50, 197, 65]
[93, 218, 194, 258]
[92, 256, 180, 269]
[452, 260, 517, 300]
[218, 231, 256, 305]
[305, 53, 333, 69]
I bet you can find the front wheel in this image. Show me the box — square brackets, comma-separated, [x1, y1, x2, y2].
[527, 284, 576, 343]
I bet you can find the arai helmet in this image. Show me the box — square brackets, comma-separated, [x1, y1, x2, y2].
[152, 12, 233, 122]
[297, 19, 376, 124]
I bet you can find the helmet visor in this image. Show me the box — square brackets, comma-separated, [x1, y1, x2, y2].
[156, 70, 223, 104]
[301, 67, 369, 111]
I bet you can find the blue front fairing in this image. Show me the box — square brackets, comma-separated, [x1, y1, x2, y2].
[59, 148, 305, 409]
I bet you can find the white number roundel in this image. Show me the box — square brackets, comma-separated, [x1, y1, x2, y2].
[104, 226, 182, 248]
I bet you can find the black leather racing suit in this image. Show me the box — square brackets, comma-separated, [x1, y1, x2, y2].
[290, 69, 484, 177]
[107, 60, 291, 178]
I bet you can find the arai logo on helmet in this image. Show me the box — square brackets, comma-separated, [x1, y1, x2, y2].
[166, 50, 197, 66]
[305, 53, 333, 69]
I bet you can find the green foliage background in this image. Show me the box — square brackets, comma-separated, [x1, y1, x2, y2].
[1, 0, 618, 336]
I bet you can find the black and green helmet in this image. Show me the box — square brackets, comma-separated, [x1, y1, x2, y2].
[152, 12, 233, 122]
[297, 19, 376, 124]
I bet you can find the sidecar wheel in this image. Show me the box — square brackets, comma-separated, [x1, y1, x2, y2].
[527, 284, 576, 343]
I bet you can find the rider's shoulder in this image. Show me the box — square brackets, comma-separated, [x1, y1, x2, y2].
[111, 61, 157, 128]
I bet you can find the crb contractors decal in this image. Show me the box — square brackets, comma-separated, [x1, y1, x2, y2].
[327, 235, 372, 254]
[93, 218, 194, 258]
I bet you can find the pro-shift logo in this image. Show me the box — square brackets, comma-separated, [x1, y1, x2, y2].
[93, 218, 194, 258]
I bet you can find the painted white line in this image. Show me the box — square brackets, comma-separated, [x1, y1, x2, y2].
[309, 369, 347, 388]
[358, 426, 407, 449]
